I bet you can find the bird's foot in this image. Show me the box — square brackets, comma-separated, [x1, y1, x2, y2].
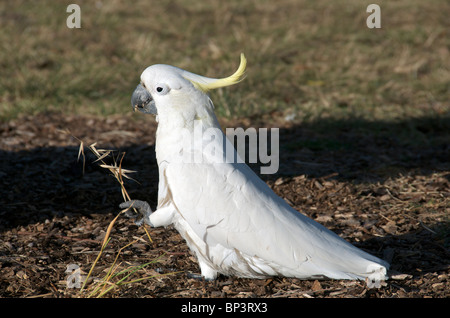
[120, 200, 153, 226]
[186, 272, 214, 282]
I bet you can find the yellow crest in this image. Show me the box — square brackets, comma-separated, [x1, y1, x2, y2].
[183, 53, 247, 92]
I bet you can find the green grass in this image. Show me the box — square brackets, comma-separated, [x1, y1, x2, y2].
[0, 0, 448, 122]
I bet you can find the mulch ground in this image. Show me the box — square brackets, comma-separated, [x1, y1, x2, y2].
[0, 112, 448, 298]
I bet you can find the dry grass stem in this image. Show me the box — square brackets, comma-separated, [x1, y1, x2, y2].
[59, 131, 162, 296]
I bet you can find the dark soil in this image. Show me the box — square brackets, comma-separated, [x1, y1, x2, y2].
[1, 112, 448, 298]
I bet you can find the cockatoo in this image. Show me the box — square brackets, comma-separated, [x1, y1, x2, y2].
[121, 54, 389, 283]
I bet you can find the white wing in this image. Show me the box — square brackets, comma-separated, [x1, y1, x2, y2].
[164, 134, 389, 280]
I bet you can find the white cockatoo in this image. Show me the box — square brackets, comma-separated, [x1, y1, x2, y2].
[121, 54, 389, 283]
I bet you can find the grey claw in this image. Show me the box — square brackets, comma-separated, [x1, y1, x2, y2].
[186, 272, 214, 281]
[120, 200, 153, 226]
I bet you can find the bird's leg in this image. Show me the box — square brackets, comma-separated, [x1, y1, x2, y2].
[186, 261, 218, 281]
[186, 272, 215, 282]
[187, 272, 207, 281]
[120, 200, 153, 226]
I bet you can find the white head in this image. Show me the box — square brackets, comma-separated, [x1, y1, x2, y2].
[131, 54, 246, 126]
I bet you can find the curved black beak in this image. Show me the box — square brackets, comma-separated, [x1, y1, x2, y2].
[131, 84, 157, 115]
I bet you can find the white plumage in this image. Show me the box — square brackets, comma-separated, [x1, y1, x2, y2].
[124, 54, 389, 282]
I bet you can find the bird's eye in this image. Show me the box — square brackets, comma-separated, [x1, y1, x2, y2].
[155, 83, 170, 95]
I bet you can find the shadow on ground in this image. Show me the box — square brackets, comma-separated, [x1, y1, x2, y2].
[253, 114, 450, 182]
